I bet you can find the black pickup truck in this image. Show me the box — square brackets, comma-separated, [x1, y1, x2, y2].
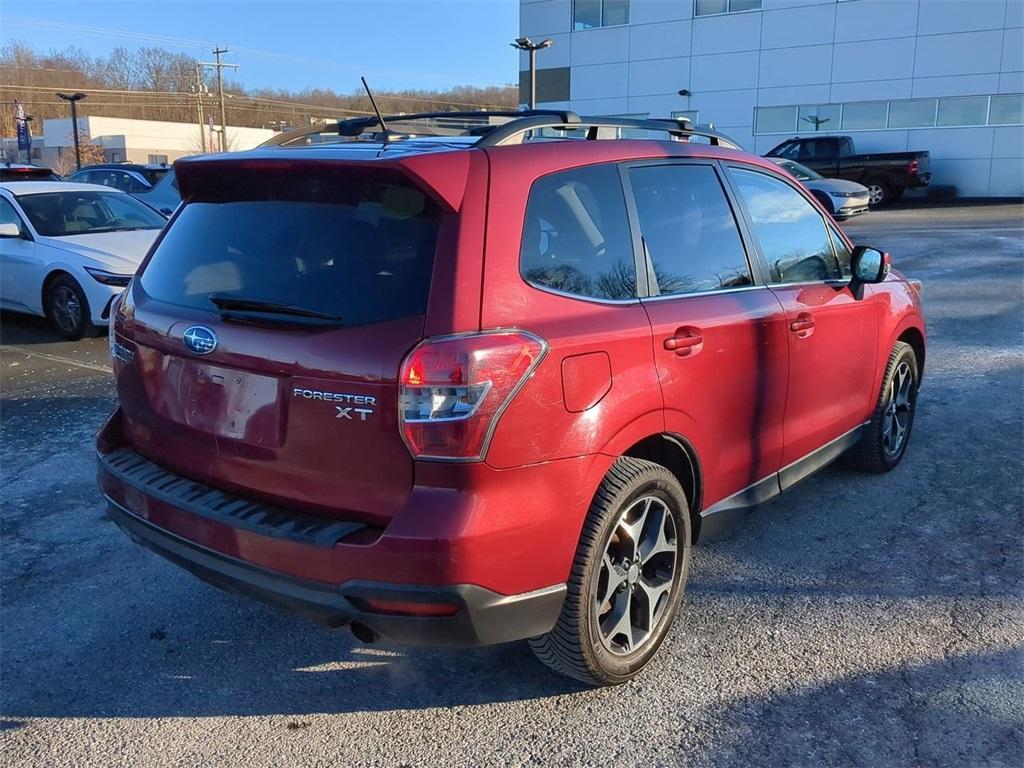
[766, 135, 931, 206]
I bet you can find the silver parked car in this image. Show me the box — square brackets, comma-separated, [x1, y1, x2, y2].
[768, 157, 870, 220]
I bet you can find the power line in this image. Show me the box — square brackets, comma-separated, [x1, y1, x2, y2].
[0, 83, 514, 111]
[2, 15, 513, 88]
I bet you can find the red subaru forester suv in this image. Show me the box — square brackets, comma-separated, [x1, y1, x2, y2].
[97, 112, 925, 685]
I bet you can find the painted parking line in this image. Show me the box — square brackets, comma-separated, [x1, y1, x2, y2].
[3, 346, 112, 374]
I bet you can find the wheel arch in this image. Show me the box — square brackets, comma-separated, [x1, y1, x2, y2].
[622, 433, 703, 543]
[897, 325, 926, 381]
[41, 267, 76, 310]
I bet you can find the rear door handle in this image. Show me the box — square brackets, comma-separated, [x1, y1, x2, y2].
[664, 328, 703, 357]
[789, 312, 815, 338]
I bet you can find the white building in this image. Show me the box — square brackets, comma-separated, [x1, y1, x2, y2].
[6, 116, 278, 170]
[519, 0, 1024, 196]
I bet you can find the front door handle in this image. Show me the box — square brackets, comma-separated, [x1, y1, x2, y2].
[789, 312, 815, 338]
[664, 327, 703, 357]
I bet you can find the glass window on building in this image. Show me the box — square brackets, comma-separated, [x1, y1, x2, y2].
[798, 104, 842, 132]
[603, 0, 629, 25]
[672, 110, 700, 125]
[148, 154, 169, 164]
[574, 0, 629, 29]
[696, 0, 761, 15]
[841, 101, 887, 130]
[988, 94, 1023, 125]
[755, 106, 797, 134]
[937, 96, 989, 126]
[888, 99, 937, 129]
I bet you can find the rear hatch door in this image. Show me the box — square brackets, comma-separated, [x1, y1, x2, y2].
[114, 158, 457, 524]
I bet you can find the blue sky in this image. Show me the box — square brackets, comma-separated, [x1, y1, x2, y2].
[3, 1, 520, 92]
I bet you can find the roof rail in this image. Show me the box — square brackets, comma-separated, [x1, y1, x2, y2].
[259, 111, 739, 150]
[475, 114, 739, 149]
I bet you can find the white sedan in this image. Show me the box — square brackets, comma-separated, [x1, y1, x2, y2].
[0, 181, 165, 339]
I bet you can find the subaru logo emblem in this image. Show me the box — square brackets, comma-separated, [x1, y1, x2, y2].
[182, 325, 218, 355]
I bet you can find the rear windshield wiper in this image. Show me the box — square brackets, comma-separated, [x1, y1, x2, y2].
[209, 294, 344, 324]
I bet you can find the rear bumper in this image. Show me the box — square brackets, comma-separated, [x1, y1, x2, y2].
[107, 499, 565, 645]
[96, 408, 588, 646]
[909, 172, 932, 188]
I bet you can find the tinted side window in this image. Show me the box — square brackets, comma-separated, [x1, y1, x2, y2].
[520, 164, 636, 301]
[629, 164, 752, 296]
[730, 168, 841, 284]
[124, 174, 149, 193]
[91, 171, 118, 188]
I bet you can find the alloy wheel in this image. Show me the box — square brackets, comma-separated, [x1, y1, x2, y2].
[883, 360, 914, 456]
[592, 496, 678, 656]
[51, 285, 82, 335]
[867, 184, 885, 205]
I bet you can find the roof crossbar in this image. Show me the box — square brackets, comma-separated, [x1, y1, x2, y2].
[336, 109, 582, 137]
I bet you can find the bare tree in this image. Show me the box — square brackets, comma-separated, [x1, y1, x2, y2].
[51, 132, 106, 175]
[0, 41, 517, 133]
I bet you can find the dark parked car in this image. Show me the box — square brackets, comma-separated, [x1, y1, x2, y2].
[766, 135, 930, 206]
[98, 111, 926, 686]
[67, 163, 170, 194]
[0, 163, 61, 182]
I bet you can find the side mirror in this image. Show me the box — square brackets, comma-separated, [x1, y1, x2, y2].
[0, 222, 22, 238]
[850, 245, 891, 298]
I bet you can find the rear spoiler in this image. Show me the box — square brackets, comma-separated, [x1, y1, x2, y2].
[173, 150, 471, 212]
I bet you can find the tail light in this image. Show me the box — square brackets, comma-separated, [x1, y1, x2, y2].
[909, 159, 918, 174]
[109, 284, 137, 366]
[398, 330, 547, 461]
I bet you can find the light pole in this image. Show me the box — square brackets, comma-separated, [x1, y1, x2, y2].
[56, 92, 87, 170]
[511, 37, 554, 110]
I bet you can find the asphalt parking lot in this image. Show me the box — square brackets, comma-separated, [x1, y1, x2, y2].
[1, 203, 1022, 768]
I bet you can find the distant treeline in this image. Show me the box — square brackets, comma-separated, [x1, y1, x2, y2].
[0, 41, 518, 136]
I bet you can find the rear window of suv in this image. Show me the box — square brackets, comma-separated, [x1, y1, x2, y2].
[139, 174, 440, 328]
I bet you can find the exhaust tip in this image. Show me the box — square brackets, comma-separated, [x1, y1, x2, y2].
[350, 621, 379, 644]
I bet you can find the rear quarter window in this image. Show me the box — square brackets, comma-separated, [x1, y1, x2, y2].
[139, 175, 440, 328]
[519, 163, 636, 301]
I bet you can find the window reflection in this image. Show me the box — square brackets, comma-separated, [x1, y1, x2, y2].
[520, 164, 636, 301]
[731, 168, 841, 284]
[630, 164, 752, 296]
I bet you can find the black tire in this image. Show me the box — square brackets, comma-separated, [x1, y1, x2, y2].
[846, 341, 919, 473]
[528, 457, 692, 686]
[866, 178, 892, 207]
[45, 273, 94, 341]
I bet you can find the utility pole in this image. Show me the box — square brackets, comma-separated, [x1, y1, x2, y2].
[192, 63, 209, 153]
[510, 37, 554, 110]
[201, 47, 237, 152]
